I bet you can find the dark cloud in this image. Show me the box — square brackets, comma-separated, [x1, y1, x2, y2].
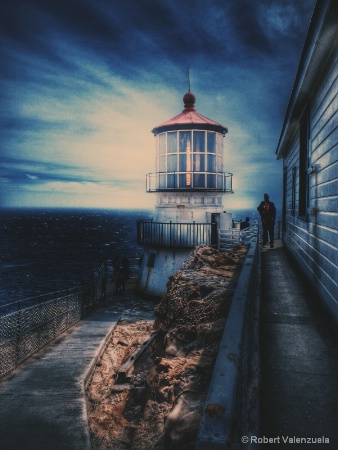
[1, 0, 315, 81]
[0, 155, 136, 186]
[0, 156, 89, 181]
[226, 0, 272, 54]
[1, 118, 97, 138]
[0, 0, 316, 208]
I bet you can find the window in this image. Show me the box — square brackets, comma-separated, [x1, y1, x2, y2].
[291, 167, 296, 215]
[179, 131, 191, 152]
[179, 153, 186, 171]
[159, 133, 166, 155]
[207, 132, 216, 153]
[207, 154, 216, 172]
[216, 133, 223, 155]
[299, 108, 309, 217]
[207, 174, 216, 188]
[193, 154, 205, 172]
[167, 154, 177, 172]
[167, 132, 177, 153]
[159, 155, 166, 172]
[193, 131, 205, 152]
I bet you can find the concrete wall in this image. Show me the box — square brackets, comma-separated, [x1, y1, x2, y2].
[137, 247, 190, 297]
[155, 191, 224, 216]
[196, 230, 260, 449]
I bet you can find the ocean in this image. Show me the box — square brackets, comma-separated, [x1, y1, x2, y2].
[0, 208, 152, 306]
[0, 207, 260, 306]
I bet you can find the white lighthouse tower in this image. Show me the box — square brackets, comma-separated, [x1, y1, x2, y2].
[137, 91, 233, 296]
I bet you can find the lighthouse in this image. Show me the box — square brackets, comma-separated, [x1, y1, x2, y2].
[137, 91, 233, 296]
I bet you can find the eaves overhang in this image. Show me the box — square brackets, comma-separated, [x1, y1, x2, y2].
[152, 91, 228, 136]
[276, 0, 338, 160]
[152, 122, 228, 136]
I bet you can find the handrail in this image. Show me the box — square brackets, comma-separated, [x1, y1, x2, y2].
[0, 287, 79, 314]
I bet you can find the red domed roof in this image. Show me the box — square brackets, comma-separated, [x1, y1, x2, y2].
[152, 92, 228, 136]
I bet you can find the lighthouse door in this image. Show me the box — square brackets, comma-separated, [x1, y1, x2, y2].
[211, 213, 220, 248]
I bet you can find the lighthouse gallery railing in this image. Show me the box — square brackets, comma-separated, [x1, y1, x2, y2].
[137, 220, 217, 248]
[146, 171, 233, 192]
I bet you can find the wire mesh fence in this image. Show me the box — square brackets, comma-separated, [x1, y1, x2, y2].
[0, 261, 107, 378]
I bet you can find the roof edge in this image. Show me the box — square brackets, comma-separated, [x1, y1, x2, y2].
[152, 123, 228, 136]
[276, 0, 336, 159]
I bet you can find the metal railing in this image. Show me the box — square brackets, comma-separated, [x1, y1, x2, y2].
[0, 261, 108, 378]
[137, 220, 217, 248]
[146, 171, 233, 192]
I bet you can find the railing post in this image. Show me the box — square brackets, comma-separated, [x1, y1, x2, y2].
[38, 296, 42, 348]
[15, 301, 22, 366]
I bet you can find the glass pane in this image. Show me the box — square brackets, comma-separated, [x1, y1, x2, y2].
[159, 155, 166, 172]
[217, 174, 223, 189]
[216, 155, 222, 171]
[159, 133, 166, 155]
[207, 174, 216, 188]
[167, 154, 177, 172]
[179, 174, 187, 187]
[193, 174, 205, 188]
[207, 132, 216, 153]
[159, 173, 166, 189]
[193, 131, 205, 152]
[207, 154, 216, 172]
[167, 132, 177, 153]
[216, 133, 223, 154]
[179, 131, 191, 153]
[167, 174, 175, 188]
[179, 154, 186, 171]
[193, 154, 205, 172]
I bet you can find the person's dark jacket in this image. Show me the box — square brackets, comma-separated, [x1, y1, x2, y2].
[257, 201, 276, 223]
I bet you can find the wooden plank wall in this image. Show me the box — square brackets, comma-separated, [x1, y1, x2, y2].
[283, 48, 338, 323]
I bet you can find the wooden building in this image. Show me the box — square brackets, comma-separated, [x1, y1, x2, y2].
[276, 0, 338, 323]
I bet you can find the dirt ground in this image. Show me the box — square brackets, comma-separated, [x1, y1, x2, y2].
[86, 244, 248, 450]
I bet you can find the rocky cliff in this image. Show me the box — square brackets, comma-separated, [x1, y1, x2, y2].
[87, 244, 248, 450]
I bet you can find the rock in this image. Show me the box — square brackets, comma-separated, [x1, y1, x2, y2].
[86, 244, 248, 449]
[170, 410, 202, 447]
[148, 244, 248, 448]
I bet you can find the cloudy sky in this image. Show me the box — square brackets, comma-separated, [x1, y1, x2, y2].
[0, 0, 316, 213]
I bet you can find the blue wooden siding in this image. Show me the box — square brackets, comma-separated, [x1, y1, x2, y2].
[283, 49, 338, 322]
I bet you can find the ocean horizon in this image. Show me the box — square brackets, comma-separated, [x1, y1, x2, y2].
[0, 206, 265, 305]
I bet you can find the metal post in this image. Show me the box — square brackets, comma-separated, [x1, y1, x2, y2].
[15, 301, 22, 365]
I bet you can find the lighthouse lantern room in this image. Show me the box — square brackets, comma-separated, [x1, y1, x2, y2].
[137, 91, 233, 296]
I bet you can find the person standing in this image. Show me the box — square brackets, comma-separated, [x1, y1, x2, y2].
[240, 217, 250, 230]
[120, 257, 130, 292]
[257, 193, 276, 248]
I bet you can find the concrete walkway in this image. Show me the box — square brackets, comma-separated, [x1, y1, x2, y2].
[0, 308, 120, 450]
[260, 241, 338, 449]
